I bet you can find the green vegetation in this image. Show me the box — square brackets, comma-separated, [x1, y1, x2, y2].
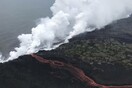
[57, 38, 132, 68]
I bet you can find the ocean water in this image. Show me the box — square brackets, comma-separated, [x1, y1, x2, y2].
[0, 0, 54, 56]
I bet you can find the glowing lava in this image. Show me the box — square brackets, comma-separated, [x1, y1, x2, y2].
[31, 54, 132, 88]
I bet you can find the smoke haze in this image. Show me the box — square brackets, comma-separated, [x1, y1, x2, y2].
[1, 0, 132, 63]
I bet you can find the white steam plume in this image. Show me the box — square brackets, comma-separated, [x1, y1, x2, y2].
[1, 0, 132, 63]
[0, 52, 5, 63]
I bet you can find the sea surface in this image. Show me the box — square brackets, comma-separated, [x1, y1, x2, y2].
[0, 0, 54, 56]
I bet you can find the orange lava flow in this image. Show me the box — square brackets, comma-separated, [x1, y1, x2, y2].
[31, 54, 132, 88]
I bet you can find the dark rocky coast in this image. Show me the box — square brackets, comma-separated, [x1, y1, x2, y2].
[0, 16, 132, 88]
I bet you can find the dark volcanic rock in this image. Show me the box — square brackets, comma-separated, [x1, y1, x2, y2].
[1, 16, 132, 88]
[0, 55, 86, 88]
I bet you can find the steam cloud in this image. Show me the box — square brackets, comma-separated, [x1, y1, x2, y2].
[1, 0, 132, 63]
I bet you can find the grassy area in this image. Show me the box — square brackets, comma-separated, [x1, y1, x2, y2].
[57, 38, 132, 68]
